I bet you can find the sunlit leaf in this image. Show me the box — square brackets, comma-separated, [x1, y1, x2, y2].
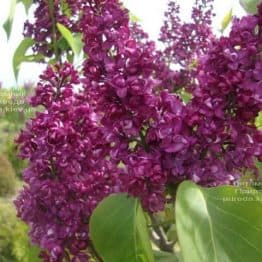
[176, 181, 262, 262]
[239, 0, 262, 14]
[129, 12, 141, 23]
[221, 8, 232, 32]
[255, 111, 262, 130]
[57, 23, 83, 56]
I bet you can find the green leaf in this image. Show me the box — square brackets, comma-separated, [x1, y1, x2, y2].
[166, 224, 177, 242]
[129, 12, 141, 23]
[154, 251, 178, 262]
[255, 111, 262, 130]
[61, 0, 72, 18]
[57, 37, 70, 51]
[256, 160, 262, 175]
[176, 181, 262, 262]
[56, 23, 83, 56]
[90, 193, 154, 262]
[18, 0, 33, 14]
[73, 33, 84, 55]
[0, 199, 41, 262]
[177, 88, 192, 104]
[221, 8, 232, 32]
[13, 38, 43, 80]
[3, 0, 17, 39]
[239, 0, 262, 14]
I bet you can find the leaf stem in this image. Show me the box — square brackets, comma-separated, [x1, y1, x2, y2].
[89, 241, 103, 262]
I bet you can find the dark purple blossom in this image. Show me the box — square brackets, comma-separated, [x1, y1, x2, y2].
[184, 7, 262, 183]
[15, 63, 124, 261]
[159, 0, 214, 67]
[15, 1, 262, 261]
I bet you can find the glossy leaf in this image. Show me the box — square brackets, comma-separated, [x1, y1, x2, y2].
[176, 181, 262, 262]
[239, 0, 262, 13]
[13, 38, 43, 80]
[56, 23, 83, 56]
[89, 193, 154, 262]
[3, 0, 17, 39]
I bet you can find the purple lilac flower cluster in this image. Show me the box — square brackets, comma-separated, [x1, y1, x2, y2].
[79, 0, 172, 212]
[15, 62, 125, 261]
[24, 0, 85, 57]
[15, 0, 262, 261]
[159, 0, 214, 67]
[185, 6, 262, 183]
[159, 0, 215, 90]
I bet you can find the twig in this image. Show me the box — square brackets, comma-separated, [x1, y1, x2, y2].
[47, 0, 59, 61]
[149, 214, 174, 253]
[89, 241, 103, 262]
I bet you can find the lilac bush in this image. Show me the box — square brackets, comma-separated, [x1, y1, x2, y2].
[159, 0, 214, 67]
[15, 0, 262, 261]
[24, 0, 85, 57]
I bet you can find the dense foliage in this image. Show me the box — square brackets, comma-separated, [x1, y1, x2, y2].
[0, 86, 33, 177]
[0, 154, 16, 197]
[0, 85, 39, 261]
[2, 0, 261, 261]
[0, 199, 40, 262]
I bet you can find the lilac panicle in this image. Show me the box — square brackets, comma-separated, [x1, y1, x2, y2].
[15, 1, 262, 261]
[24, 0, 85, 57]
[15, 62, 124, 261]
[159, 0, 214, 67]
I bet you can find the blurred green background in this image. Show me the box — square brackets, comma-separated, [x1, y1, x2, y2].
[0, 85, 41, 262]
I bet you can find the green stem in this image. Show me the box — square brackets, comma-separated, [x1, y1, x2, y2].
[139, 130, 149, 152]
[47, 0, 59, 61]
